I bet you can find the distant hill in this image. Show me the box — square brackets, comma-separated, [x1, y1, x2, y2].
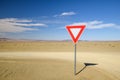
[0, 38, 29, 41]
[0, 38, 14, 41]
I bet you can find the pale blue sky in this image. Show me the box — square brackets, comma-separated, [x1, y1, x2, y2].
[0, 0, 120, 40]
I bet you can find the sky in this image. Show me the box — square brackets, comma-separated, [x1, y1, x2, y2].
[0, 0, 120, 41]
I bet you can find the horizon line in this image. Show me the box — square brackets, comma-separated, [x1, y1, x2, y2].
[0, 38, 120, 42]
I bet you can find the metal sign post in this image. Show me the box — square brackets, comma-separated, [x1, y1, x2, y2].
[74, 44, 77, 75]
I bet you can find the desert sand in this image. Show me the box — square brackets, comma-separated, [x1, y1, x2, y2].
[0, 41, 120, 80]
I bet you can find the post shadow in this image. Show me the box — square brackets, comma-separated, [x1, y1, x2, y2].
[75, 63, 98, 75]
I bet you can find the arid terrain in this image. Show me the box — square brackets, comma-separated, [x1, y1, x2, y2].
[0, 41, 120, 52]
[0, 41, 120, 80]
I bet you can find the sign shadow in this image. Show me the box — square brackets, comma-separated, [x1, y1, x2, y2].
[75, 63, 98, 75]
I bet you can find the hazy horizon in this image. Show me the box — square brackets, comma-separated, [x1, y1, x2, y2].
[0, 37, 120, 42]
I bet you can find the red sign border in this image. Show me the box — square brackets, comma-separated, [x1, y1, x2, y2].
[66, 25, 85, 44]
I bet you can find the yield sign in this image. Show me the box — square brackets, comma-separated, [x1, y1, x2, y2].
[66, 25, 85, 44]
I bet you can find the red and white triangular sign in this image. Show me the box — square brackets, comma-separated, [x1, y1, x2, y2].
[66, 25, 85, 44]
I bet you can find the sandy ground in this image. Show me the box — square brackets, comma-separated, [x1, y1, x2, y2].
[0, 41, 120, 80]
[0, 41, 120, 52]
[0, 52, 120, 80]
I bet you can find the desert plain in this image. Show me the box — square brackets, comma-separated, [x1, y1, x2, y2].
[0, 41, 120, 80]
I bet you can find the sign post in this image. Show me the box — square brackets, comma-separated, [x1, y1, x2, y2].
[74, 43, 76, 75]
[66, 25, 85, 75]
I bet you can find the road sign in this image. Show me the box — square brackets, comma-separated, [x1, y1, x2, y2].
[66, 25, 85, 75]
[66, 25, 85, 44]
